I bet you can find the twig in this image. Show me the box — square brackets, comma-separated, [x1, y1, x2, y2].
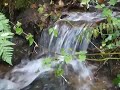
[94, 60, 108, 76]
[61, 75, 70, 84]
[89, 41, 103, 53]
[87, 52, 120, 55]
[9, 21, 39, 47]
[86, 58, 120, 61]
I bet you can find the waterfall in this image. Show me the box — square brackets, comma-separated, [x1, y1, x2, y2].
[0, 12, 104, 90]
[37, 12, 103, 90]
[39, 12, 103, 55]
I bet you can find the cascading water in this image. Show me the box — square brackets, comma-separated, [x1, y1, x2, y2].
[0, 12, 105, 90]
[37, 12, 104, 90]
[39, 12, 103, 55]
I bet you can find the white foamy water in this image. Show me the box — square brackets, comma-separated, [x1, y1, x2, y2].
[4, 58, 53, 90]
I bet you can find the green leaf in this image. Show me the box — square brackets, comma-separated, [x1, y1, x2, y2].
[113, 74, 120, 86]
[49, 27, 54, 35]
[101, 4, 105, 7]
[49, 27, 58, 37]
[105, 35, 112, 42]
[109, 0, 117, 6]
[55, 68, 64, 77]
[15, 27, 23, 35]
[0, 13, 5, 20]
[112, 17, 120, 26]
[102, 23, 106, 29]
[54, 29, 58, 37]
[64, 55, 72, 64]
[0, 22, 4, 31]
[16, 21, 22, 27]
[38, 6, 44, 13]
[26, 33, 34, 46]
[106, 43, 115, 49]
[81, 0, 90, 8]
[61, 49, 72, 64]
[4, 57, 12, 65]
[116, 40, 120, 47]
[43, 57, 52, 67]
[95, 4, 102, 9]
[93, 28, 99, 38]
[78, 51, 87, 61]
[117, 74, 120, 78]
[1, 32, 11, 37]
[95, 4, 105, 9]
[102, 41, 106, 47]
[107, 17, 112, 23]
[113, 78, 120, 86]
[102, 8, 112, 17]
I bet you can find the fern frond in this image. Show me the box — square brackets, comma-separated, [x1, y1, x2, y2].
[0, 12, 14, 65]
[0, 13, 10, 32]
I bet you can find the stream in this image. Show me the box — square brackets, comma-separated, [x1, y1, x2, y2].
[0, 11, 119, 90]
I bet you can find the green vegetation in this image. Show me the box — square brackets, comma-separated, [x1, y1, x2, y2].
[14, 21, 36, 46]
[113, 74, 120, 87]
[49, 27, 58, 37]
[0, 12, 14, 65]
[0, 14, 36, 64]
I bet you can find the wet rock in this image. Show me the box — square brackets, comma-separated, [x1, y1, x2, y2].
[17, 8, 40, 27]
[23, 71, 64, 90]
[0, 62, 12, 78]
[12, 35, 32, 65]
